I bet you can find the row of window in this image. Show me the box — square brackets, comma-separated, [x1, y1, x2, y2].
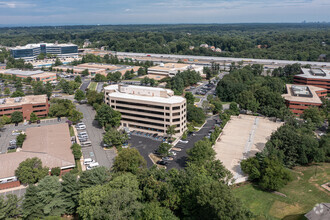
[111, 100, 184, 111]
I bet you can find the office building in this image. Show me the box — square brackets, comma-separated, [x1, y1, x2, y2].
[1, 69, 56, 83]
[52, 65, 106, 76]
[10, 43, 78, 61]
[0, 63, 6, 70]
[148, 63, 203, 77]
[0, 123, 75, 189]
[282, 84, 327, 115]
[104, 84, 186, 135]
[294, 68, 330, 93]
[0, 95, 49, 120]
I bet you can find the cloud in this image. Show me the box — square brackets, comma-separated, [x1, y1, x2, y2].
[0, 2, 16, 8]
[124, 8, 132, 12]
[0, 1, 35, 8]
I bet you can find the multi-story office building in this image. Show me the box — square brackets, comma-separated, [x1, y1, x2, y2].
[104, 84, 186, 135]
[282, 84, 327, 115]
[10, 43, 78, 61]
[294, 68, 330, 93]
[0, 95, 49, 120]
[1, 69, 57, 83]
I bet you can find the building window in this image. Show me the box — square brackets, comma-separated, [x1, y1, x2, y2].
[14, 107, 22, 110]
[33, 105, 46, 108]
[173, 112, 180, 116]
[173, 106, 180, 110]
[165, 107, 170, 110]
[166, 113, 170, 116]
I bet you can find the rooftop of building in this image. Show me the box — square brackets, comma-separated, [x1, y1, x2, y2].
[78, 63, 124, 70]
[11, 43, 77, 50]
[0, 94, 47, 107]
[148, 63, 192, 71]
[0, 123, 75, 180]
[53, 65, 103, 71]
[3, 69, 44, 76]
[282, 84, 325, 104]
[104, 84, 185, 104]
[295, 68, 330, 80]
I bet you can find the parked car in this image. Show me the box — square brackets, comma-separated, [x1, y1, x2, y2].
[83, 158, 94, 165]
[81, 141, 92, 147]
[157, 160, 168, 165]
[86, 162, 99, 170]
[162, 157, 171, 161]
[7, 145, 17, 150]
[179, 140, 188, 144]
[169, 151, 177, 156]
[12, 130, 23, 136]
[76, 125, 86, 130]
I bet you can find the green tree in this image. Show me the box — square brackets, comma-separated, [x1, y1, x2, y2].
[74, 89, 86, 102]
[95, 104, 121, 128]
[184, 92, 195, 105]
[68, 109, 83, 124]
[236, 90, 259, 112]
[4, 87, 10, 95]
[79, 167, 111, 189]
[302, 106, 324, 127]
[137, 67, 147, 76]
[71, 143, 82, 160]
[141, 202, 178, 220]
[187, 140, 215, 166]
[54, 58, 62, 66]
[61, 173, 80, 214]
[86, 90, 104, 106]
[113, 148, 147, 174]
[166, 125, 176, 139]
[157, 143, 172, 157]
[11, 90, 25, 97]
[15, 157, 49, 184]
[94, 73, 107, 82]
[51, 167, 61, 176]
[0, 194, 21, 219]
[11, 111, 23, 123]
[16, 133, 26, 147]
[187, 104, 206, 125]
[74, 75, 82, 84]
[30, 112, 38, 123]
[1, 115, 11, 124]
[22, 176, 66, 218]
[107, 71, 122, 82]
[103, 127, 128, 148]
[81, 69, 89, 76]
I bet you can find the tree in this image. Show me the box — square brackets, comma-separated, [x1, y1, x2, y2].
[45, 82, 53, 99]
[107, 71, 122, 82]
[0, 194, 21, 219]
[16, 133, 26, 147]
[187, 140, 215, 166]
[166, 125, 176, 139]
[94, 73, 107, 82]
[74, 75, 82, 84]
[54, 58, 62, 66]
[137, 67, 147, 76]
[95, 104, 121, 128]
[79, 167, 111, 189]
[157, 143, 172, 157]
[86, 90, 104, 106]
[4, 87, 10, 95]
[22, 176, 66, 218]
[123, 70, 135, 80]
[51, 167, 61, 176]
[236, 90, 259, 112]
[141, 202, 178, 220]
[71, 143, 82, 160]
[184, 92, 195, 105]
[11, 111, 23, 123]
[78, 173, 143, 219]
[15, 157, 49, 184]
[30, 112, 38, 123]
[302, 106, 324, 127]
[187, 104, 206, 125]
[61, 173, 80, 214]
[81, 69, 89, 76]
[1, 115, 11, 124]
[68, 109, 83, 124]
[103, 127, 128, 148]
[113, 148, 146, 174]
[11, 90, 25, 97]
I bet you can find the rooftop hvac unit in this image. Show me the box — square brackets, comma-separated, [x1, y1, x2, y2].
[159, 63, 164, 67]
[14, 97, 22, 102]
[0, 98, 6, 104]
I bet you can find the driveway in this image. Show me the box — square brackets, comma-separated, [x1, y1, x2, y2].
[80, 80, 90, 92]
[76, 104, 116, 168]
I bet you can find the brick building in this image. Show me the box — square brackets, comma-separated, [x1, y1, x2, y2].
[0, 95, 49, 120]
[282, 84, 327, 115]
[294, 68, 330, 93]
[0, 69, 57, 83]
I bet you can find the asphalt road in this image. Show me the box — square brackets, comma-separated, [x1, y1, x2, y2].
[80, 80, 90, 92]
[96, 82, 104, 93]
[116, 52, 330, 67]
[76, 104, 116, 168]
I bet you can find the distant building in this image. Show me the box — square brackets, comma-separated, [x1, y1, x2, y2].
[282, 84, 327, 115]
[1, 69, 56, 83]
[148, 63, 203, 77]
[294, 68, 330, 93]
[10, 43, 78, 61]
[200, 44, 208, 48]
[83, 39, 92, 48]
[53, 65, 106, 76]
[0, 63, 6, 70]
[0, 95, 49, 120]
[189, 46, 195, 50]
[104, 84, 186, 135]
[215, 48, 222, 53]
[209, 46, 215, 51]
[305, 203, 330, 220]
[0, 123, 75, 190]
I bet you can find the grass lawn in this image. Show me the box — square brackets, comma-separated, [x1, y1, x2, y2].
[75, 159, 82, 173]
[69, 126, 75, 137]
[88, 82, 97, 91]
[194, 97, 200, 102]
[7, 149, 17, 153]
[233, 163, 330, 220]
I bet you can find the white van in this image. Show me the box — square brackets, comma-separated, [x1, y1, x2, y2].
[77, 125, 86, 130]
[83, 158, 94, 165]
[81, 141, 92, 147]
[87, 162, 99, 170]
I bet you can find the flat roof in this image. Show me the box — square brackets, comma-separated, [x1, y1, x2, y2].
[4, 69, 44, 76]
[149, 63, 190, 71]
[282, 84, 324, 104]
[0, 95, 47, 107]
[296, 68, 330, 80]
[0, 123, 75, 180]
[104, 84, 185, 104]
[11, 43, 77, 50]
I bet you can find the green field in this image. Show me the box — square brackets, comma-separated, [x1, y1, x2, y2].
[88, 82, 98, 91]
[234, 163, 330, 220]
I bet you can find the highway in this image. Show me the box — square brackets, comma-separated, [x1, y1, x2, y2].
[115, 52, 330, 67]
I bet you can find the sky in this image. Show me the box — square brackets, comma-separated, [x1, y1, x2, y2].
[0, 0, 329, 26]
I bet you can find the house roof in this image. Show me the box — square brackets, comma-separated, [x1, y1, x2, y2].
[0, 123, 75, 180]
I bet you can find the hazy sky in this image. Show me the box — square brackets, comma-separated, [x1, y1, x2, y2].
[0, 0, 329, 26]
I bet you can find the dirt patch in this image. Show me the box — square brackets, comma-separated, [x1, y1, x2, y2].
[269, 201, 304, 219]
[149, 153, 166, 169]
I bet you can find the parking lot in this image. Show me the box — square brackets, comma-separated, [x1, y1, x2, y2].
[129, 116, 218, 169]
[0, 118, 66, 154]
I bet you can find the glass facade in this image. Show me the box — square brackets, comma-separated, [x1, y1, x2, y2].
[11, 49, 34, 59]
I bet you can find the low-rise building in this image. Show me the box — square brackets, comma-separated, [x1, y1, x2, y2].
[294, 68, 330, 93]
[148, 63, 203, 77]
[0, 95, 49, 120]
[0, 123, 75, 190]
[0, 63, 6, 70]
[1, 69, 57, 83]
[282, 84, 327, 115]
[104, 84, 186, 135]
[53, 65, 106, 76]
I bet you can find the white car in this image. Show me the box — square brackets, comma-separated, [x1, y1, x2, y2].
[83, 158, 94, 165]
[12, 130, 23, 136]
[179, 140, 188, 144]
[86, 162, 99, 170]
[76, 125, 86, 130]
[169, 151, 177, 156]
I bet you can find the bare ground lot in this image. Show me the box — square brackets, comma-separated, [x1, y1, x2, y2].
[214, 115, 283, 183]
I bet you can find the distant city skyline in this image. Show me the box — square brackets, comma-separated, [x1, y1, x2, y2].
[0, 0, 329, 26]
